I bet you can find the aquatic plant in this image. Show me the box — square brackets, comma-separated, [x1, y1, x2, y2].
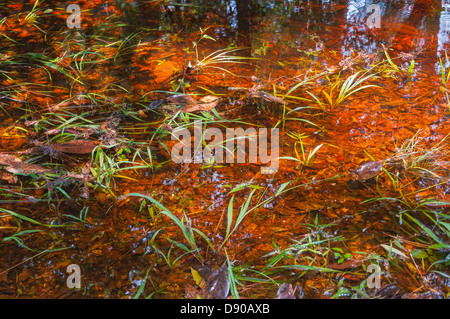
[439, 54, 450, 110]
[283, 132, 323, 168]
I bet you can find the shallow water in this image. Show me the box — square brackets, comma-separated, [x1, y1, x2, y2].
[0, 0, 449, 298]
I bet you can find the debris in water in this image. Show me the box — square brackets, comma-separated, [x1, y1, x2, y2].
[181, 95, 220, 113]
[0, 153, 50, 175]
[43, 140, 99, 154]
[276, 283, 296, 299]
[350, 160, 384, 182]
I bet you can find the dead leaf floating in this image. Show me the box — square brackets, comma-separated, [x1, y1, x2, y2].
[190, 267, 206, 289]
[249, 88, 285, 104]
[0, 171, 17, 184]
[201, 262, 230, 299]
[46, 140, 99, 154]
[182, 95, 220, 113]
[328, 259, 362, 270]
[276, 283, 296, 299]
[185, 263, 229, 299]
[0, 154, 23, 165]
[148, 99, 164, 110]
[0, 153, 50, 175]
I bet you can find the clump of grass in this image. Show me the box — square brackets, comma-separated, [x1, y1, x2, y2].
[219, 187, 258, 250]
[390, 129, 450, 180]
[438, 53, 450, 110]
[304, 70, 378, 110]
[364, 184, 450, 270]
[322, 71, 379, 108]
[185, 27, 253, 78]
[282, 132, 323, 168]
[218, 181, 294, 250]
[189, 47, 250, 76]
[90, 146, 140, 193]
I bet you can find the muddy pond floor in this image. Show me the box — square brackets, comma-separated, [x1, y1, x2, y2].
[0, 0, 449, 299]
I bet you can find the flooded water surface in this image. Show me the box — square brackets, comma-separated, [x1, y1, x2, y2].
[0, 0, 449, 299]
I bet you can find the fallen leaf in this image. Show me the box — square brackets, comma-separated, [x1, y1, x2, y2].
[258, 91, 286, 104]
[148, 99, 164, 110]
[5, 162, 50, 174]
[276, 283, 296, 299]
[351, 160, 384, 181]
[328, 259, 362, 270]
[200, 262, 230, 299]
[381, 244, 408, 258]
[182, 95, 220, 112]
[0, 153, 50, 175]
[372, 283, 400, 298]
[190, 267, 205, 289]
[0, 153, 23, 165]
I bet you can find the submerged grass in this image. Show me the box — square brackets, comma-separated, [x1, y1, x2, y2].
[188, 27, 253, 77]
[1, 3, 449, 299]
[391, 129, 450, 180]
[361, 132, 450, 274]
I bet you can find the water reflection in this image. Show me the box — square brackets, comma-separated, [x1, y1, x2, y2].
[438, 0, 450, 59]
[1, 0, 449, 299]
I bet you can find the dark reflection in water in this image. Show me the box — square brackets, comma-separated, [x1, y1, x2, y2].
[147, 0, 449, 54]
[1, 0, 449, 299]
[92, 0, 450, 77]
